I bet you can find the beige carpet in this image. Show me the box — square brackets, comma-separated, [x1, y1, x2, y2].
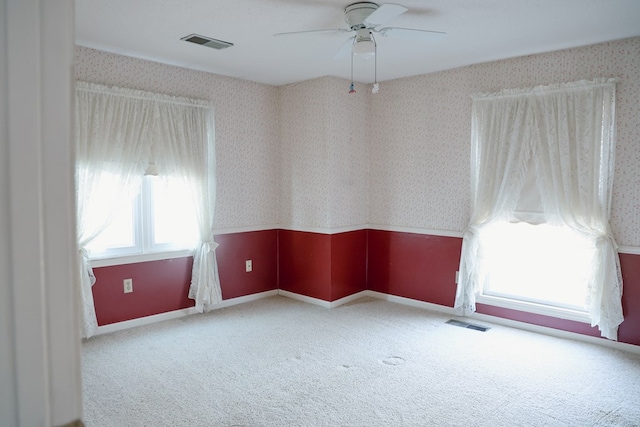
[82, 296, 640, 426]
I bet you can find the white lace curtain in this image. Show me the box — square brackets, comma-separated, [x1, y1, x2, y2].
[154, 101, 221, 312]
[454, 78, 623, 340]
[75, 82, 221, 338]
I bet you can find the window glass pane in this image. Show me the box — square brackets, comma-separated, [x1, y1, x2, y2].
[148, 176, 199, 249]
[479, 222, 594, 311]
[86, 191, 138, 254]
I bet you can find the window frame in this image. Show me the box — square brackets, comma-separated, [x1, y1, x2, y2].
[474, 221, 592, 324]
[475, 293, 591, 324]
[87, 175, 198, 266]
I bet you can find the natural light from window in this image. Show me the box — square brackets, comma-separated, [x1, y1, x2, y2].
[148, 176, 199, 248]
[477, 221, 596, 313]
[86, 175, 199, 258]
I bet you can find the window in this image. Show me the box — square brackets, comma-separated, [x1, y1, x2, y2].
[87, 175, 199, 259]
[76, 81, 221, 337]
[455, 78, 623, 339]
[475, 222, 595, 321]
[473, 160, 594, 321]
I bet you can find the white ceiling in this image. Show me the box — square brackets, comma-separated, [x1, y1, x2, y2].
[75, 0, 640, 86]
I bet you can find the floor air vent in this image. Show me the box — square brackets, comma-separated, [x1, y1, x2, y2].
[181, 34, 234, 50]
[446, 319, 490, 332]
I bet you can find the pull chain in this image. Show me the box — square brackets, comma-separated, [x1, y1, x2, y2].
[372, 34, 379, 94]
[349, 42, 356, 94]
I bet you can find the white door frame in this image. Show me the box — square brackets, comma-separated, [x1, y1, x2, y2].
[1, 1, 82, 425]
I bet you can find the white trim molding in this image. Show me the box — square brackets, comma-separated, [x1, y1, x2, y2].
[278, 224, 369, 235]
[367, 224, 465, 238]
[475, 294, 591, 324]
[365, 291, 458, 315]
[92, 288, 640, 355]
[90, 249, 194, 268]
[213, 224, 281, 235]
[3, 2, 81, 425]
[93, 290, 278, 336]
[200, 224, 640, 256]
[467, 312, 640, 356]
[619, 245, 640, 255]
[277, 289, 332, 308]
[279, 224, 465, 237]
[278, 290, 639, 355]
[363, 291, 639, 355]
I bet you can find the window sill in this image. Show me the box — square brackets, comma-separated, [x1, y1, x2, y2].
[90, 249, 194, 268]
[476, 294, 591, 324]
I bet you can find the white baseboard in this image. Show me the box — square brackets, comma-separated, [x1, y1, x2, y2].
[466, 311, 640, 355]
[216, 289, 279, 309]
[277, 289, 332, 308]
[363, 291, 640, 355]
[365, 291, 458, 316]
[94, 307, 198, 336]
[93, 289, 278, 336]
[279, 289, 640, 355]
[330, 291, 370, 308]
[277, 289, 369, 308]
[93, 287, 640, 355]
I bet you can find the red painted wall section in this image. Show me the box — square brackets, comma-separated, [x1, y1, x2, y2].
[92, 257, 194, 326]
[619, 253, 640, 346]
[92, 230, 278, 326]
[331, 230, 368, 301]
[475, 303, 602, 338]
[367, 230, 461, 307]
[215, 230, 278, 300]
[91, 227, 640, 348]
[278, 229, 368, 302]
[278, 230, 332, 301]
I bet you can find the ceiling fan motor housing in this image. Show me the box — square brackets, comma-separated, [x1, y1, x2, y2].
[344, 2, 379, 30]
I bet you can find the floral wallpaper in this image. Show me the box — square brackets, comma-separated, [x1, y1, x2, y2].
[279, 77, 369, 229]
[74, 46, 280, 231]
[76, 37, 640, 246]
[369, 37, 640, 247]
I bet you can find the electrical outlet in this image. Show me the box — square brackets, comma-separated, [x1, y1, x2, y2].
[245, 260, 252, 272]
[123, 278, 133, 293]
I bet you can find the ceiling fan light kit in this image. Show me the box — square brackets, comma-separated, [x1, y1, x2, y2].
[352, 29, 376, 59]
[274, 2, 446, 90]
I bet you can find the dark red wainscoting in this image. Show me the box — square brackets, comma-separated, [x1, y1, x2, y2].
[331, 230, 368, 301]
[278, 230, 332, 301]
[215, 230, 278, 300]
[475, 303, 602, 338]
[619, 253, 640, 346]
[91, 227, 640, 348]
[367, 230, 461, 307]
[278, 229, 368, 302]
[92, 257, 194, 326]
[92, 230, 278, 326]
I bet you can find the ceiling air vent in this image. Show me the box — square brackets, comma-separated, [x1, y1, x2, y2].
[181, 33, 233, 50]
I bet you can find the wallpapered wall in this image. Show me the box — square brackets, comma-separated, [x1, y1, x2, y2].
[279, 77, 369, 229]
[74, 47, 280, 231]
[369, 37, 640, 246]
[76, 37, 640, 246]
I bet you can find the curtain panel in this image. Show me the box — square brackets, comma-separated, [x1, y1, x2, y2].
[75, 82, 220, 338]
[454, 78, 623, 340]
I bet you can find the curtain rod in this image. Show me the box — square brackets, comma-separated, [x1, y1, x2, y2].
[76, 81, 213, 109]
[471, 77, 619, 101]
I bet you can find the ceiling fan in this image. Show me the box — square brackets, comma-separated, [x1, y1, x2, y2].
[274, 2, 446, 61]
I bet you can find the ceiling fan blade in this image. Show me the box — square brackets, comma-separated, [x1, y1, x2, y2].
[376, 27, 446, 41]
[274, 28, 350, 37]
[332, 36, 355, 60]
[363, 3, 408, 27]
